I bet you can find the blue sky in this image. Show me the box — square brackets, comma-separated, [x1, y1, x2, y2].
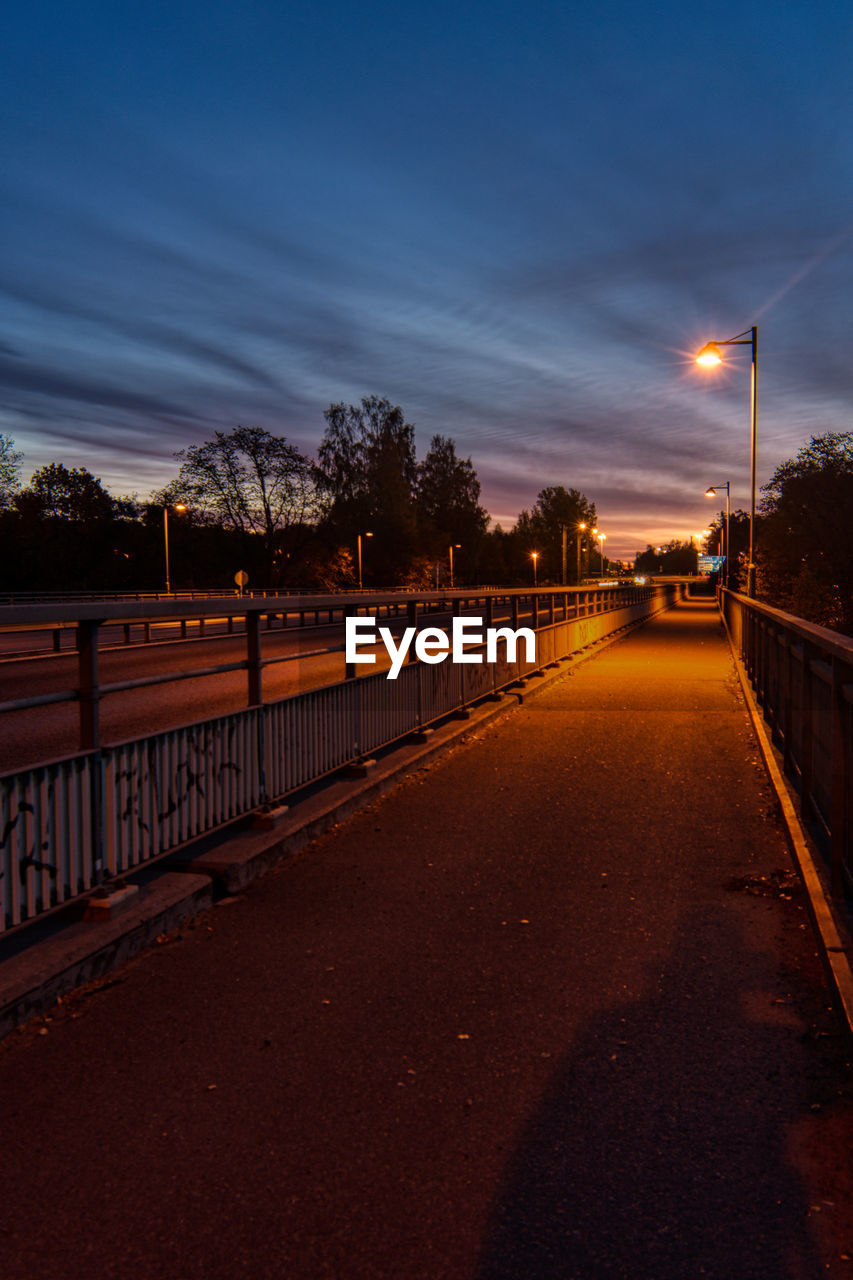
[2, 0, 852, 560]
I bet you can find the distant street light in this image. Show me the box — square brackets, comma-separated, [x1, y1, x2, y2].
[705, 482, 731, 588]
[576, 521, 587, 584]
[357, 531, 373, 590]
[597, 531, 607, 575]
[163, 503, 186, 594]
[449, 543, 461, 588]
[696, 325, 757, 596]
[531, 551, 539, 586]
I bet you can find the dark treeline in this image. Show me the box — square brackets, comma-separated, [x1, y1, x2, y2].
[2, 412, 850, 635]
[0, 398, 604, 594]
[635, 431, 853, 636]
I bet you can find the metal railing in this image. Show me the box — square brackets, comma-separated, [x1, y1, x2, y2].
[722, 590, 853, 898]
[0, 584, 676, 934]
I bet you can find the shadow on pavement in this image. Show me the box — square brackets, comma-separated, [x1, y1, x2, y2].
[474, 903, 824, 1280]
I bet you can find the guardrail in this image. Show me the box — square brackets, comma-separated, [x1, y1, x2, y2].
[0, 584, 676, 934]
[722, 590, 853, 899]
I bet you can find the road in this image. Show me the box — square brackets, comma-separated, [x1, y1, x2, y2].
[0, 598, 850, 1278]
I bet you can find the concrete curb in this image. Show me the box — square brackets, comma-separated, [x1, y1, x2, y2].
[722, 613, 853, 1048]
[0, 874, 212, 1040]
[0, 609, 660, 1041]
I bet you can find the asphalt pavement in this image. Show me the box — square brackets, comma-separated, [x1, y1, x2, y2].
[0, 597, 851, 1279]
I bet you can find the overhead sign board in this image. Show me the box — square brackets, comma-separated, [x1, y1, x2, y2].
[698, 555, 726, 573]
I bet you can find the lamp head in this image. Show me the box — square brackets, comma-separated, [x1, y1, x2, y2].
[696, 342, 722, 368]
[705, 487, 716, 498]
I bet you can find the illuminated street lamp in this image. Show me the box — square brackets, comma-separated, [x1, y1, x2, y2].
[163, 503, 186, 594]
[357, 531, 373, 590]
[531, 551, 539, 586]
[597, 531, 607, 575]
[696, 325, 757, 596]
[705, 481, 731, 588]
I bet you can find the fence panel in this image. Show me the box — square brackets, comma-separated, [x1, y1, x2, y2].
[722, 590, 853, 898]
[266, 683, 358, 796]
[1, 756, 96, 932]
[105, 710, 266, 870]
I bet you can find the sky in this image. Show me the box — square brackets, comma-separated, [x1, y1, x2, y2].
[2, 0, 852, 562]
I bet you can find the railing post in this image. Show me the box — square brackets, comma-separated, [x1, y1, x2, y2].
[345, 606, 362, 679]
[77, 618, 106, 886]
[782, 636, 794, 778]
[77, 619, 101, 751]
[247, 610, 262, 706]
[407, 601, 418, 665]
[799, 641, 814, 823]
[830, 658, 851, 897]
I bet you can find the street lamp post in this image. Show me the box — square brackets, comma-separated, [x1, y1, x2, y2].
[705, 482, 731, 589]
[597, 531, 607, 576]
[696, 325, 758, 597]
[357, 531, 373, 590]
[576, 521, 586, 584]
[449, 543, 461, 588]
[163, 503, 186, 594]
[531, 551, 539, 586]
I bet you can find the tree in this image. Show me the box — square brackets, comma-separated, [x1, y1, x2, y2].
[415, 435, 489, 578]
[17, 463, 115, 522]
[168, 426, 318, 581]
[703, 509, 751, 590]
[514, 486, 597, 583]
[758, 431, 853, 634]
[7, 464, 134, 591]
[0, 434, 22, 506]
[635, 539, 699, 576]
[317, 396, 419, 583]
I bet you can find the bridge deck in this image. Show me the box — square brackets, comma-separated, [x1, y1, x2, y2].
[1, 597, 851, 1278]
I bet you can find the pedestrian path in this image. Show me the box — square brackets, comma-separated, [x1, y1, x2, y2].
[0, 598, 850, 1279]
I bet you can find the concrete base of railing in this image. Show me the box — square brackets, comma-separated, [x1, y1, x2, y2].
[251, 804, 290, 830]
[83, 882, 139, 921]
